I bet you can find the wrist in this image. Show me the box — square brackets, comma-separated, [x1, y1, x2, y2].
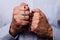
[9, 27, 18, 37]
[47, 25, 53, 38]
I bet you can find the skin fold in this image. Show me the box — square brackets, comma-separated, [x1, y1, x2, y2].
[9, 3, 53, 40]
[30, 9, 53, 40]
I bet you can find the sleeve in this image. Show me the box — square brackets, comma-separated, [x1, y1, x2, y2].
[52, 25, 60, 40]
[0, 23, 17, 40]
[52, 2, 60, 40]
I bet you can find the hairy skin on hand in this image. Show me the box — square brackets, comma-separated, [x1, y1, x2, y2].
[9, 18, 30, 37]
[9, 3, 53, 40]
[9, 3, 30, 37]
[30, 9, 53, 40]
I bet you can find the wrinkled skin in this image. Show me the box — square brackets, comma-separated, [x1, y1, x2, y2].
[30, 9, 53, 39]
[9, 3, 30, 37]
[9, 3, 53, 40]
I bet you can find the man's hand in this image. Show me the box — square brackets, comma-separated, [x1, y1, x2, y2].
[13, 3, 30, 26]
[30, 9, 53, 39]
[9, 3, 30, 37]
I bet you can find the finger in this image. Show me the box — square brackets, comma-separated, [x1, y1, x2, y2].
[13, 8, 30, 15]
[14, 10, 30, 20]
[24, 16, 29, 20]
[33, 9, 47, 20]
[18, 10, 30, 15]
[13, 3, 30, 15]
[33, 12, 40, 20]
[24, 5, 30, 11]
[32, 8, 41, 13]
[14, 14, 29, 20]
[25, 10, 30, 15]
[18, 3, 29, 11]
[20, 3, 28, 7]
[32, 8, 45, 17]
[32, 9, 44, 19]
[16, 18, 29, 25]
[20, 20, 29, 25]
[13, 6, 19, 15]
[31, 25, 37, 31]
[14, 14, 25, 20]
[18, 5, 29, 11]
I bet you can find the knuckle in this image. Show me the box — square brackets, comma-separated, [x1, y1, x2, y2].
[24, 6, 29, 10]
[13, 7, 20, 15]
[19, 3, 29, 10]
[13, 6, 18, 11]
[21, 21, 29, 25]
[20, 3, 28, 7]
[32, 8, 41, 13]
[25, 11, 30, 15]
[25, 16, 29, 19]
[14, 15, 16, 19]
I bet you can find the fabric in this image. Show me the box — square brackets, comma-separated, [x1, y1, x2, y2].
[0, 0, 60, 40]
[18, 32, 37, 40]
[18, 32, 48, 40]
